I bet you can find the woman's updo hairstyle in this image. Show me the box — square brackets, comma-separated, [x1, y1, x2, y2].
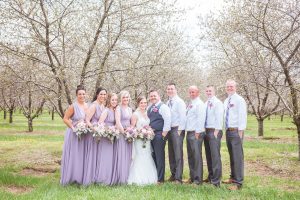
[76, 85, 85, 95]
[136, 96, 146, 107]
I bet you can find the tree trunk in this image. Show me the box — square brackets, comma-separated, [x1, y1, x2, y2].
[52, 107, 55, 121]
[281, 114, 284, 122]
[28, 118, 33, 132]
[4, 110, 6, 120]
[257, 118, 264, 137]
[268, 115, 271, 120]
[298, 125, 300, 161]
[9, 109, 13, 123]
[294, 118, 300, 161]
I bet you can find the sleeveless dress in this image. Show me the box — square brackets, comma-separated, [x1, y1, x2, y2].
[83, 103, 103, 186]
[111, 106, 133, 185]
[127, 110, 158, 185]
[60, 102, 86, 185]
[95, 108, 115, 185]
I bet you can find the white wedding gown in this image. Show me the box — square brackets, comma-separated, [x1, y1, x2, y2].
[127, 110, 158, 185]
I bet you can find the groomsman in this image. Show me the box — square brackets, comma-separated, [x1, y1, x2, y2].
[203, 85, 223, 187]
[147, 90, 171, 184]
[185, 86, 206, 185]
[166, 83, 186, 184]
[223, 80, 247, 190]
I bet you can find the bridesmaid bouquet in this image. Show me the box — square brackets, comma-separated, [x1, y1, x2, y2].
[124, 127, 137, 143]
[93, 123, 120, 143]
[92, 123, 106, 142]
[73, 121, 91, 140]
[105, 125, 120, 143]
[134, 125, 155, 148]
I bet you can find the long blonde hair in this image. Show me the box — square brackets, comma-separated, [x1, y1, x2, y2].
[106, 93, 118, 109]
[119, 90, 131, 106]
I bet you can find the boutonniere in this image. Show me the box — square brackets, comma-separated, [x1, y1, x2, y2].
[209, 102, 213, 108]
[229, 103, 234, 108]
[187, 104, 193, 109]
[152, 107, 158, 112]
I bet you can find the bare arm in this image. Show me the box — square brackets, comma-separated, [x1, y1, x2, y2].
[115, 106, 125, 134]
[98, 109, 108, 124]
[63, 105, 74, 130]
[85, 103, 97, 128]
[130, 113, 137, 129]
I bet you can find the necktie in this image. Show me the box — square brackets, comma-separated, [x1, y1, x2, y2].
[205, 100, 210, 128]
[186, 102, 191, 114]
[225, 97, 231, 129]
[168, 99, 173, 108]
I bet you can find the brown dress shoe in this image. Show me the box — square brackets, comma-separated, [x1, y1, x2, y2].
[222, 178, 233, 184]
[228, 185, 241, 191]
[183, 178, 192, 184]
[157, 181, 164, 185]
[174, 180, 182, 184]
[203, 178, 210, 183]
[168, 176, 176, 182]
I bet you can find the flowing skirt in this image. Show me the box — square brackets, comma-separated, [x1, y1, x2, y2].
[111, 135, 132, 185]
[60, 128, 85, 185]
[95, 137, 114, 185]
[82, 133, 98, 185]
[127, 140, 157, 185]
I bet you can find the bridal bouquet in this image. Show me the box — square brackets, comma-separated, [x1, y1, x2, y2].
[124, 127, 137, 143]
[73, 121, 91, 140]
[93, 123, 120, 143]
[134, 125, 155, 148]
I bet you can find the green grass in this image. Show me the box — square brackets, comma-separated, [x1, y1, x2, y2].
[0, 112, 299, 199]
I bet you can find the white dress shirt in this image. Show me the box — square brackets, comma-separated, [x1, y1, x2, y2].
[205, 96, 223, 130]
[148, 101, 171, 132]
[185, 97, 206, 133]
[224, 93, 247, 131]
[166, 95, 186, 131]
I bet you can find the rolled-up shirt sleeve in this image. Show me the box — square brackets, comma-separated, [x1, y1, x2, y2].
[194, 104, 202, 133]
[159, 105, 171, 132]
[178, 100, 186, 131]
[238, 98, 247, 131]
[215, 100, 224, 130]
[198, 102, 206, 133]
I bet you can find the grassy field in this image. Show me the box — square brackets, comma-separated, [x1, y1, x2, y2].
[0, 112, 299, 200]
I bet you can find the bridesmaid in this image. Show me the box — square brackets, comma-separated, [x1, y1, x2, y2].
[111, 91, 133, 184]
[60, 85, 88, 185]
[83, 87, 107, 186]
[95, 93, 118, 185]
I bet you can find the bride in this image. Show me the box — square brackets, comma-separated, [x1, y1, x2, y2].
[127, 96, 158, 185]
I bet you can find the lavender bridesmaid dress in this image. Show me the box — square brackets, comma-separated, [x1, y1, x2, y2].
[95, 108, 115, 185]
[60, 102, 86, 185]
[83, 103, 103, 186]
[111, 106, 133, 185]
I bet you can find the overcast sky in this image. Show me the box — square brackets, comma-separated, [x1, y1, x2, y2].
[175, 0, 224, 37]
[172, 0, 225, 67]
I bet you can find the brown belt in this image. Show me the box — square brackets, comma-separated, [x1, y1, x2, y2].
[205, 128, 215, 132]
[227, 127, 238, 131]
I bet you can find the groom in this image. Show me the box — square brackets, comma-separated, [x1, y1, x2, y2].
[148, 89, 171, 184]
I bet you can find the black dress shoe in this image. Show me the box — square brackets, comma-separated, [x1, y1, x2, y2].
[213, 183, 220, 188]
[192, 181, 202, 185]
